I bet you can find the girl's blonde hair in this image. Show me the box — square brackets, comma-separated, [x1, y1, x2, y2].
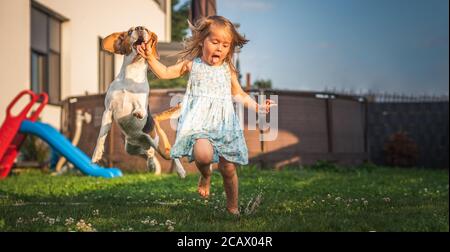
[179, 16, 249, 74]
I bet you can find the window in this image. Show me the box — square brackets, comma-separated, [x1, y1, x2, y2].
[30, 2, 67, 104]
[98, 38, 115, 93]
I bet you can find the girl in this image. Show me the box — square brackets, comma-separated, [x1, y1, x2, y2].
[137, 16, 276, 215]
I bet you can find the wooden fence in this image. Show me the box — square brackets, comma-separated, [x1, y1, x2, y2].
[61, 89, 369, 173]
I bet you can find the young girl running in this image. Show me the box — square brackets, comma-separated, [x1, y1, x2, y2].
[137, 16, 276, 215]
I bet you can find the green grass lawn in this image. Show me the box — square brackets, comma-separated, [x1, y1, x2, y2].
[0, 165, 448, 232]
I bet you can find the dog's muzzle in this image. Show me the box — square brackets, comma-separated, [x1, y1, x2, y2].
[133, 36, 145, 48]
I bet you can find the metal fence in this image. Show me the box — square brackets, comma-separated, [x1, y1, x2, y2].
[367, 101, 449, 169]
[323, 88, 449, 103]
[61, 89, 449, 172]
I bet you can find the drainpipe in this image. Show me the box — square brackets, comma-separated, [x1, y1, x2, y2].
[165, 0, 172, 42]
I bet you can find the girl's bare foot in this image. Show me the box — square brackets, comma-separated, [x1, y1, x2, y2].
[197, 175, 211, 198]
[227, 208, 240, 216]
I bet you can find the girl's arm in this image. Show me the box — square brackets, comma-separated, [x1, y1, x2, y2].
[137, 43, 192, 79]
[230, 71, 276, 114]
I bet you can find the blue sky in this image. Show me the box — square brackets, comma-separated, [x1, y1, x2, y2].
[178, 0, 449, 94]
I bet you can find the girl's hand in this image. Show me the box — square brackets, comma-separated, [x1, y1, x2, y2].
[137, 42, 151, 59]
[257, 99, 277, 114]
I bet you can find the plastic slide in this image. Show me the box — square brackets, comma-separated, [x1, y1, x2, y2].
[0, 90, 122, 179]
[18, 120, 122, 178]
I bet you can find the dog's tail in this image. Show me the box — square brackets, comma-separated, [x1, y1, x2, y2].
[154, 103, 181, 121]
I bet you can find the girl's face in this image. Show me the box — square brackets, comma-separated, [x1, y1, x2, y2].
[201, 25, 232, 66]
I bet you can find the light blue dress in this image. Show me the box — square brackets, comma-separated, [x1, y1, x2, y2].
[170, 58, 248, 165]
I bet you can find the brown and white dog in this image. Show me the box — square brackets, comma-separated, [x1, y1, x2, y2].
[92, 26, 185, 177]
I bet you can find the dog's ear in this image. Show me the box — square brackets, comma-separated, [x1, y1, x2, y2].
[102, 31, 132, 55]
[147, 32, 160, 60]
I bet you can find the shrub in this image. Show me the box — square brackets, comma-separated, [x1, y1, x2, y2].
[310, 160, 339, 170]
[383, 131, 419, 167]
[253, 79, 272, 89]
[19, 135, 50, 166]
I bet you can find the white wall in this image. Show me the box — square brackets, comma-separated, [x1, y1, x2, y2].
[0, 0, 169, 129]
[36, 0, 167, 97]
[0, 0, 31, 125]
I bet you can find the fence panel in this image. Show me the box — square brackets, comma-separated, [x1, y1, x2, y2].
[367, 101, 449, 168]
[62, 89, 370, 173]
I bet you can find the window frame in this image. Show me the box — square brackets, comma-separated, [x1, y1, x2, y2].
[30, 1, 68, 105]
[98, 37, 115, 94]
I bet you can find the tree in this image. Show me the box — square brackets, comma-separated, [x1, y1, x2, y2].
[172, 0, 190, 42]
[149, 0, 190, 89]
[148, 71, 188, 89]
[253, 79, 272, 89]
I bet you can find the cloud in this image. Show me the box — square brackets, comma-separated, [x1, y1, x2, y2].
[223, 0, 273, 12]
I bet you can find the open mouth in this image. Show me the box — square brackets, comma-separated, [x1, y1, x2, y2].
[211, 55, 221, 64]
[133, 37, 145, 48]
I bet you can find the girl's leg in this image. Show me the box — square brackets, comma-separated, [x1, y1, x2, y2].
[193, 139, 214, 198]
[218, 157, 239, 215]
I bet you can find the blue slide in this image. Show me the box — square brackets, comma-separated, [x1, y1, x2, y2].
[19, 120, 123, 178]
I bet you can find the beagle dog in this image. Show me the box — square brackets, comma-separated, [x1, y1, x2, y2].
[92, 26, 185, 178]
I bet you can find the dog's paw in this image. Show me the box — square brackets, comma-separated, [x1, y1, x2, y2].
[146, 156, 161, 175]
[146, 157, 156, 172]
[132, 109, 146, 120]
[91, 146, 104, 163]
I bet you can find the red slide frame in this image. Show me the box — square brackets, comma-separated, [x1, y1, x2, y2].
[0, 90, 48, 179]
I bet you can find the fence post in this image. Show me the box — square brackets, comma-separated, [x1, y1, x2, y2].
[364, 98, 369, 161]
[258, 89, 266, 168]
[325, 97, 333, 153]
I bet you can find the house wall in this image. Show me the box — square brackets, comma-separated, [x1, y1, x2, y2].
[0, 0, 169, 129]
[0, 0, 31, 125]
